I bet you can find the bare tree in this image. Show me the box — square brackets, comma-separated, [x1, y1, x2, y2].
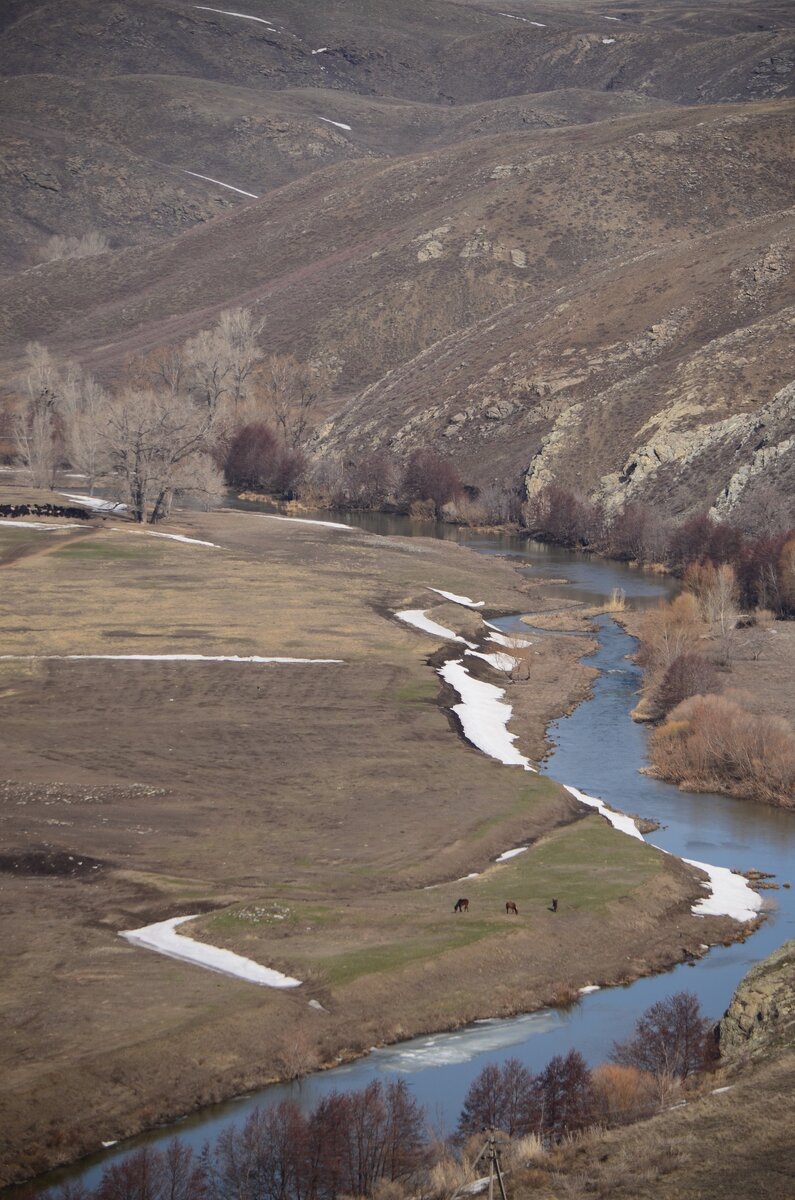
[14, 342, 62, 488]
[263, 355, 324, 448]
[610, 992, 713, 1099]
[218, 306, 265, 411]
[61, 369, 111, 494]
[103, 389, 214, 523]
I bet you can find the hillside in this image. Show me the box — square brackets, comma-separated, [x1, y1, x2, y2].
[1, 0, 793, 521]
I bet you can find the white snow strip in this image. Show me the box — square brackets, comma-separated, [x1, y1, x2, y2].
[601, 37, 616, 43]
[439, 658, 535, 771]
[311, 46, 329, 53]
[487, 629, 532, 649]
[564, 785, 645, 841]
[252, 512, 355, 531]
[497, 11, 530, 20]
[0, 654, 343, 664]
[579, 984, 601, 994]
[183, 170, 259, 198]
[711, 1085, 733, 1094]
[529, 20, 546, 25]
[114, 528, 219, 548]
[318, 116, 352, 131]
[428, 588, 485, 609]
[193, 6, 275, 26]
[0, 520, 85, 530]
[396, 609, 476, 648]
[603, 15, 621, 19]
[59, 492, 126, 512]
[466, 650, 517, 673]
[101, 1140, 118, 1148]
[495, 846, 528, 862]
[120, 916, 302, 987]
[684, 858, 763, 923]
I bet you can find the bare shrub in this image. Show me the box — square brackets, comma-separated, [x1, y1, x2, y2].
[343, 449, 398, 509]
[13, 342, 63, 488]
[39, 231, 110, 263]
[650, 693, 795, 807]
[636, 594, 703, 675]
[654, 653, 720, 715]
[400, 449, 462, 515]
[606, 501, 668, 564]
[590, 1064, 658, 1127]
[262, 354, 326, 448]
[457, 1058, 535, 1138]
[605, 587, 626, 613]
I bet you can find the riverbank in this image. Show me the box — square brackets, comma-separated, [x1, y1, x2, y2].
[0, 499, 760, 1188]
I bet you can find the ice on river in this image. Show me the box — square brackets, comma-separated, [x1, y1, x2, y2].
[429, 588, 485, 608]
[438, 658, 535, 770]
[396, 609, 477, 647]
[120, 916, 302, 987]
[370, 1008, 563, 1071]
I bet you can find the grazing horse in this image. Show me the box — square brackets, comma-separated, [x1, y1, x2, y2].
[505, 901, 518, 915]
[454, 897, 469, 913]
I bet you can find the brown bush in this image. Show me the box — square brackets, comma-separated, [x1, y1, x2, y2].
[654, 653, 720, 715]
[590, 1064, 658, 1127]
[649, 693, 795, 808]
[400, 449, 462, 514]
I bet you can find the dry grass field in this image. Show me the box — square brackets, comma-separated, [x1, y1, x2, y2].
[0, 498, 740, 1184]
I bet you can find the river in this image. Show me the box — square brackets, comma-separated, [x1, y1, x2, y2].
[27, 509, 795, 1194]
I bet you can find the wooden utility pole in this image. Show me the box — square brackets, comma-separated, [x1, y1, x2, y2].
[449, 1130, 509, 1200]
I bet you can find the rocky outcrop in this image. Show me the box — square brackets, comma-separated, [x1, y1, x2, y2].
[719, 939, 795, 1061]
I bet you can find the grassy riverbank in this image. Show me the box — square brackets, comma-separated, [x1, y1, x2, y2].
[0, 496, 747, 1186]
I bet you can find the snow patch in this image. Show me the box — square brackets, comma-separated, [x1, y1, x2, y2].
[58, 492, 126, 512]
[193, 6, 275, 26]
[318, 117, 352, 131]
[253, 512, 355, 531]
[601, 37, 616, 43]
[0, 520, 85, 530]
[579, 984, 601, 994]
[115, 528, 220, 548]
[684, 858, 763, 923]
[495, 846, 528, 862]
[711, 1085, 733, 1094]
[438, 658, 535, 771]
[311, 47, 329, 54]
[466, 649, 516, 673]
[0, 654, 344, 664]
[120, 916, 302, 987]
[184, 170, 259, 198]
[487, 629, 532, 649]
[564, 785, 645, 840]
[396, 609, 476, 647]
[497, 12, 545, 23]
[429, 588, 485, 609]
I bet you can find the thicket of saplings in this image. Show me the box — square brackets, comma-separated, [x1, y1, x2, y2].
[42, 993, 717, 1200]
[634, 563, 795, 808]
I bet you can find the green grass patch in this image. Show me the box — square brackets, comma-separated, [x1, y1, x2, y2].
[453, 818, 662, 913]
[318, 920, 500, 985]
[53, 541, 153, 561]
[394, 678, 439, 704]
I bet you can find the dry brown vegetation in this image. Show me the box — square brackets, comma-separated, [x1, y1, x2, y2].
[0, 497, 737, 1186]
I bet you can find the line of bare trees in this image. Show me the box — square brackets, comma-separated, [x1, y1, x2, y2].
[11, 308, 332, 523]
[47, 993, 717, 1200]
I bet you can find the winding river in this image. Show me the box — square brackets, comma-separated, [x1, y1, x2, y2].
[28, 512, 795, 1195]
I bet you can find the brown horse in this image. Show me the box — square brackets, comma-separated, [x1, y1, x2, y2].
[505, 901, 518, 915]
[454, 898, 469, 913]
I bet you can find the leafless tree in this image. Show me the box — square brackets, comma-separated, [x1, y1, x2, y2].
[184, 326, 233, 413]
[103, 388, 214, 523]
[610, 992, 713, 1099]
[13, 342, 62, 488]
[263, 355, 325, 448]
[184, 307, 264, 416]
[218, 306, 265, 411]
[61, 369, 111, 494]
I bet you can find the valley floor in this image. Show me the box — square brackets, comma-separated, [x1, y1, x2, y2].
[0, 494, 744, 1185]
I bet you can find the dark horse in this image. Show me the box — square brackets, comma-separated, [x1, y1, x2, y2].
[505, 900, 518, 915]
[454, 897, 470, 913]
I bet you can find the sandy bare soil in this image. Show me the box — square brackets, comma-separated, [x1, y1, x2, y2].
[0, 498, 742, 1185]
